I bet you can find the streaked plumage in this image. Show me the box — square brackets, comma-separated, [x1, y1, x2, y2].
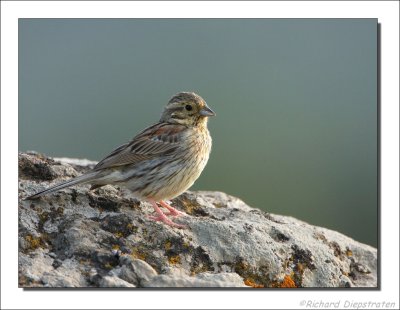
[27, 92, 215, 228]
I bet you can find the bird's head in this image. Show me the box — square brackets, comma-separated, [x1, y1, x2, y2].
[160, 92, 215, 127]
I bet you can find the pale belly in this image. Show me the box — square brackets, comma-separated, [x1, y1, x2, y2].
[150, 151, 210, 200]
[119, 130, 212, 201]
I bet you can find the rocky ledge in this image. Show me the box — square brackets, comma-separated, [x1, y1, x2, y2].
[18, 152, 377, 288]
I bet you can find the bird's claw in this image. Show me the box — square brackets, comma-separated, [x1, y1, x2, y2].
[147, 215, 187, 229]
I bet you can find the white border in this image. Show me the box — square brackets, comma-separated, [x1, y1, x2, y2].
[1, 1, 399, 309]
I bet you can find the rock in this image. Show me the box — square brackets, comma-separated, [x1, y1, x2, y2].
[99, 276, 136, 288]
[18, 152, 377, 288]
[19, 249, 87, 287]
[142, 272, 247, 287]
[118, 256, 158, 285]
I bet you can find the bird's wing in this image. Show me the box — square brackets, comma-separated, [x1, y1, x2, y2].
[93, 122, 186, 170]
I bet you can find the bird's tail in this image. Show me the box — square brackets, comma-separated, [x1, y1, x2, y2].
[26, 171, 99, 200]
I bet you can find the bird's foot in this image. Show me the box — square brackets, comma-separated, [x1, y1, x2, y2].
[148, 200, 187, 229]
[147, 214, 187, 229]
[159, 200, 187, 217]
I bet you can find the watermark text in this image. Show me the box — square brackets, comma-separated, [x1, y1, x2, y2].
[299, 300, 396, 309]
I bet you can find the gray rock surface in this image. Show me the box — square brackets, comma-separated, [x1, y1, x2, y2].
[18, 152, 377, 288]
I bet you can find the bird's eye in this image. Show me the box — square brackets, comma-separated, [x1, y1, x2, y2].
[185, 104, 193, 111]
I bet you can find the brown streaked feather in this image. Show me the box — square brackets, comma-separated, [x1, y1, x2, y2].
[93, 123, 186, 170]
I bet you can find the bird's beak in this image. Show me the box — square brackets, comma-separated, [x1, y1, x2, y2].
[199, 105, 216, 117]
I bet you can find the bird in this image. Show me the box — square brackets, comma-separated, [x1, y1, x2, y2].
[26, 91, 215, 228]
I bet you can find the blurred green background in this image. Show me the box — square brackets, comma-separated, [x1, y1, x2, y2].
[19, 19, 378, 246]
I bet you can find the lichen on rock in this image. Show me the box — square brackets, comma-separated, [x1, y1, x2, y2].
[18, 152, 378, 288]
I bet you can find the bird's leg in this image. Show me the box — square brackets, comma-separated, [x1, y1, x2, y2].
[159, 200, 187, 217]
[147, 200, 187, 228]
